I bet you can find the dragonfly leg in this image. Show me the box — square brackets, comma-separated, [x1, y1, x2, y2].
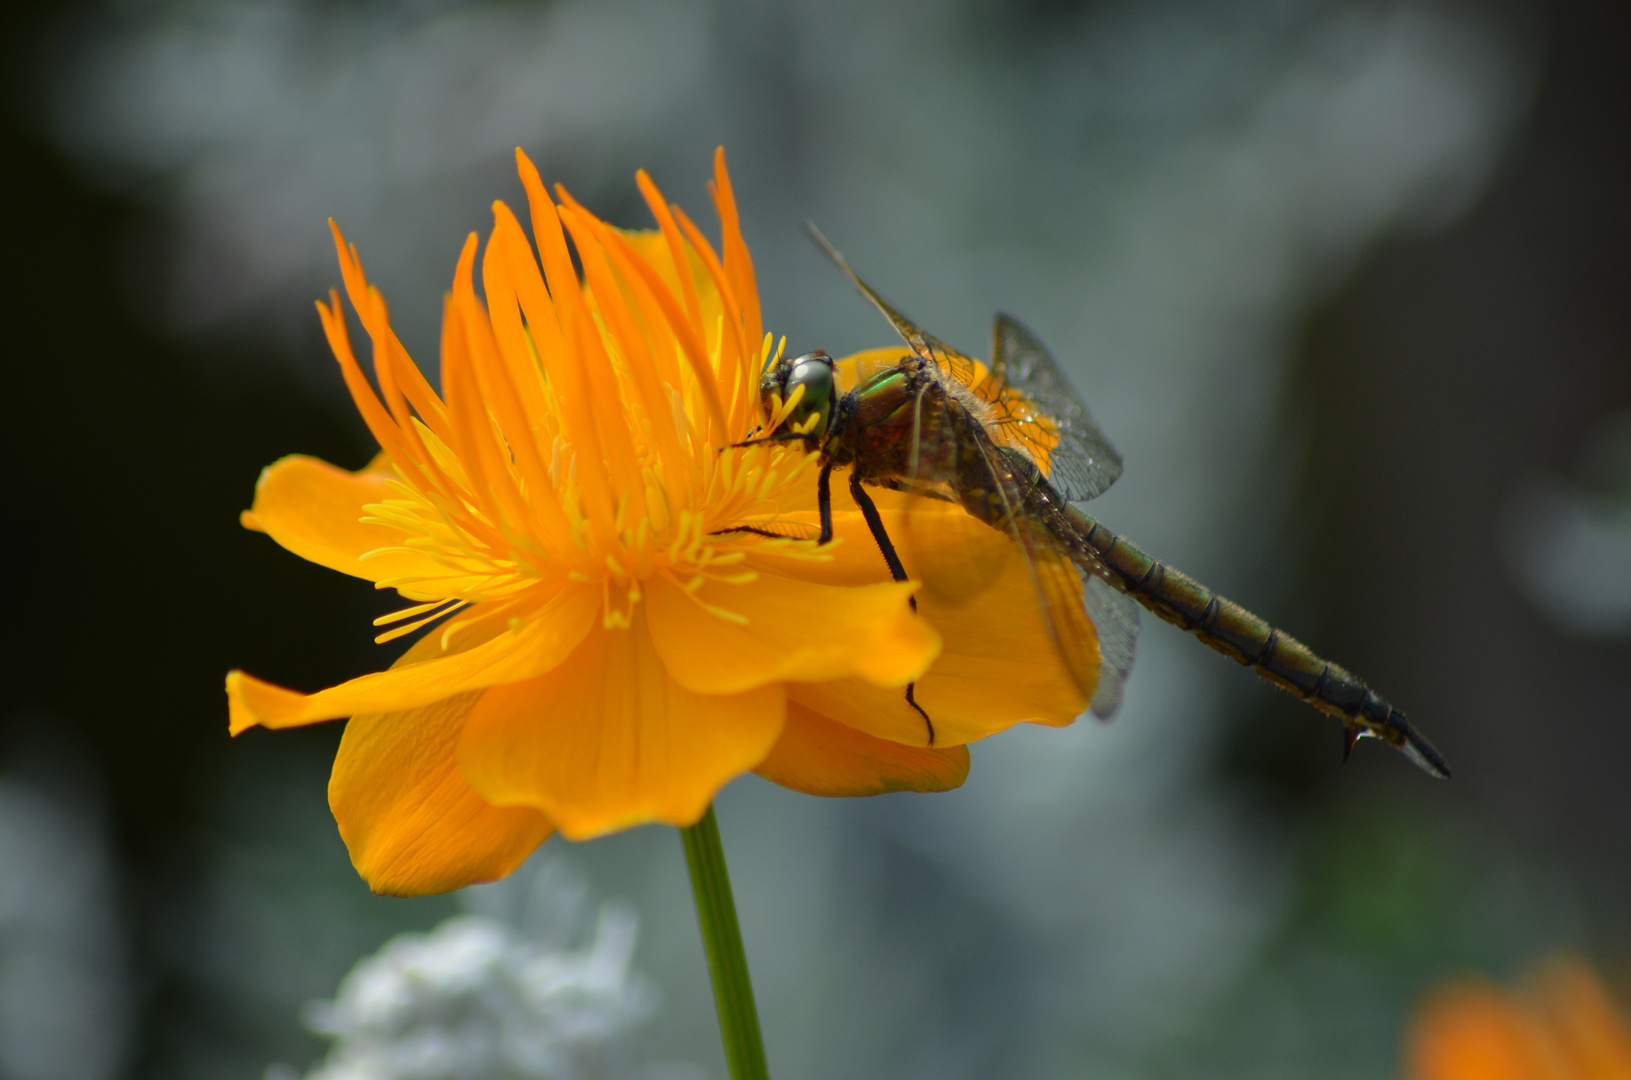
[849, 473, 934, 742]
[730, 430, 814, 450]
[905, 683, 935, 746]
[1342, 724, 1363, 762]
[848, 473, 915, 611]
[876, 477, 957, 504]
[709, 525, 814, 540]
[817, 460, 836, 544]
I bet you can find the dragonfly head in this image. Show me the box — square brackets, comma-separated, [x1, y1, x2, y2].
[760, 350, 837, 443]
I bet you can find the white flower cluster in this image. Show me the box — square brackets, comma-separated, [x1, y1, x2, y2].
[285, 858, 655, 1080]
[1505, 410, 1631, 636]
[0, 736, 132, 1080]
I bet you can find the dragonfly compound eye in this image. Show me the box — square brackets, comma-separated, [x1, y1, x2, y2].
[781, 351, 836, 439]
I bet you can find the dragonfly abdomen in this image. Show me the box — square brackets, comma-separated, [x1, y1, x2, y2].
[1063, 508, 1449, 777]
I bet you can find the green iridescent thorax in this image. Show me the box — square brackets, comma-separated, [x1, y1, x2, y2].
[848, 368, 913, 426]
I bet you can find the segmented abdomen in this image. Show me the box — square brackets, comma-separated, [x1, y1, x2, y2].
[1060, 505, 1448, 777]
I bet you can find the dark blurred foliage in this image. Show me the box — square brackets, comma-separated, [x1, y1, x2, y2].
[1226, 0, 1630, 871]
[1216, 0, 1631, 989]
[1, 4, 432, 1073]
[1297, 0, 1631, 880]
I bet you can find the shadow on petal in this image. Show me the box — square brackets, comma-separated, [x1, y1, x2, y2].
[330, 632, 558, 896]
[458, 610, 785, 840]
[754, 702, 969, 797]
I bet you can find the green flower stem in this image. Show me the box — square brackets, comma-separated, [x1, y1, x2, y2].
[681, 803, 770, 1080]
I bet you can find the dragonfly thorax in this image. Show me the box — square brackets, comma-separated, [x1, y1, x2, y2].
[760, 350, 837, 444]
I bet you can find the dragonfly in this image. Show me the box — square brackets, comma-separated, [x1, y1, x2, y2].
[748, 227, 1449, 779]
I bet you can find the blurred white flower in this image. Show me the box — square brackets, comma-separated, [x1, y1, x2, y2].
[286, 858, 656, 1080]
[1504, 410, 1631, 636]
[0, 731, 132, 1080]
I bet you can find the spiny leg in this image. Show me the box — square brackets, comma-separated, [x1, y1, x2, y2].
[849, 473, 934, 744]
[709, 525, 815, 540]
[817, 460, 836, 544]
[1342, 724, 1363, 763]
[904, 684, 935, 746]
[730, 430, 814, 450]
[848, 473, 914, 612]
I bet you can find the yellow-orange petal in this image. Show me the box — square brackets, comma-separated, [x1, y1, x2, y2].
[753, 702, 969, 797]
[759, 498, 1086, 747]
[644, 571, 940, 695]
[788, 561, 1086, 747]
[833, 347, 915, 393]
[226, 584, 599, 733]
[1406, 958, 1631, 1080]
[243, 453, 446, 584]
[1406, 984, 1549, 1080]
[456, 610, 785, 841]
[331, 689, 554, 897]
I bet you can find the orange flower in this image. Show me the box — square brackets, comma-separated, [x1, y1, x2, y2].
[1406, 956, 1631, 1080]
[226, 148, 1088, 896]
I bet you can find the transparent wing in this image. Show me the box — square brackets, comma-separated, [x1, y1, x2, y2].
[809, 225, 1119, 704]
[1082, 575, 1140, 719]
[988, 314, 1122, 503]
[903, 388, 1102, 702]
[805, 225, 1122, 503]
[805, 224, 987, 391]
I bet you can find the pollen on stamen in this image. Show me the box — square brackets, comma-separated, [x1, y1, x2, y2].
[763, 382, 808, 433]
[372, 597, 460, 627]
[374, 598, 468, 644]
[662, 570, 751, 625]
[759, 334, 785, 381]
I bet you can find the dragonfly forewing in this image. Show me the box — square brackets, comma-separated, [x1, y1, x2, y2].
[900, 385, 1104, 703]
[806, 224, 989, 394]
[1081, 575, 1140, 718]
[989, 314, 1124, 503]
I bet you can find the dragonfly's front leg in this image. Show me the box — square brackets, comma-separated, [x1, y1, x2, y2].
[817, 460, 836, 544]
[848, 473, 910, 597]
[848, 472, 936, 745]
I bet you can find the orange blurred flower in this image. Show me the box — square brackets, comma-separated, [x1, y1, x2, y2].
[1406, 956, 1631, 1080]
[226, 149, 1087, 896]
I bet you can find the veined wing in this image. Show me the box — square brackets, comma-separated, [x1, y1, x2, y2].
[1082, 575, 1139, 718]
[805, 225, 1122, 504]
[904, 385, 1103, 702]
[988, 314, 1122, 503]
[804, 225, 988, 392]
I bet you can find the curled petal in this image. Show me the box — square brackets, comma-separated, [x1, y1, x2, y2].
[753, 702, 969, 797]
[773, 499, 1087, 746]
[645, 572, 940, 695]
[745, 487, 1087, 745]
[242, 454, 446, 584]
[331, 685, 553, 897]
[788, 564, 1086, 748]
[457, 612, 784, 840]
[227, 584, 599, 733]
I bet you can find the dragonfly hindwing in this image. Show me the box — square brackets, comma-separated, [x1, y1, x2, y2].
[990, 314, 1124, 504]
[1082, 573, 1140, 719]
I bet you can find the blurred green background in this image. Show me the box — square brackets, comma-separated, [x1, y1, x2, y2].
[1, 0, 1627, 1078]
